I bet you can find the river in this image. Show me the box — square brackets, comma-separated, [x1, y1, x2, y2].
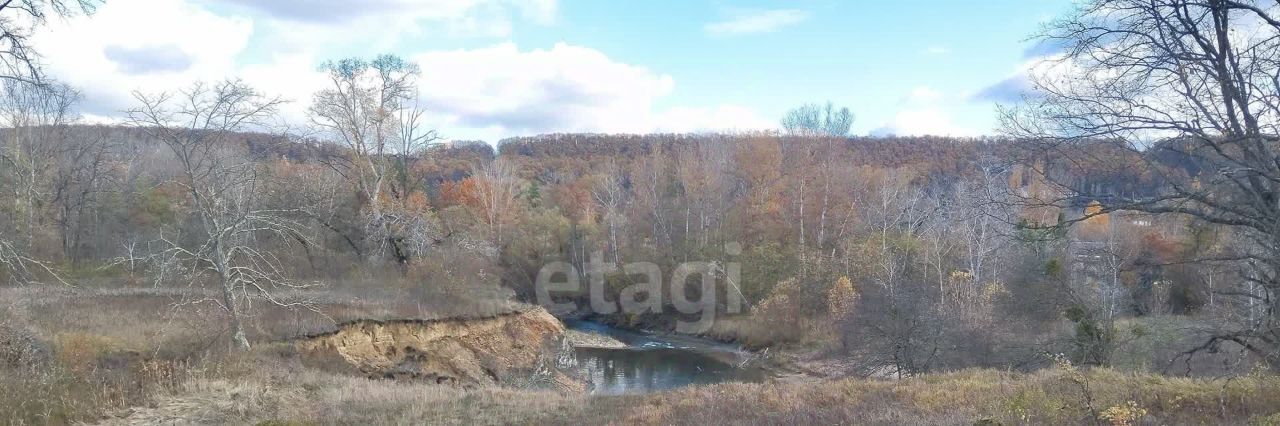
[565, 320, 769, 394]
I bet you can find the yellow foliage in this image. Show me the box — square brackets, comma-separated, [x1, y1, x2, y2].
[827, 276, 858, 320]
[757, 278, 800, 329]
[980, 280, 1010, 303]
[55, 332, 121, 373]
[1100, 401, 1147, 426]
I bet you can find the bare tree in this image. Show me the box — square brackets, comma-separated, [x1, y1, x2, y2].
[472, 158, 524, 249]
[593, 161, 627, 265]
[952, 165, 1015, 303]
[781, 101, 854, 137]
[1005, 0, 1280, 366]
[0, 0, 96, 84]
[127, 80, 310, 350]
[0, 80, 77, 283]
[48, 126, 114, 264]
[309, 54, 440, 267]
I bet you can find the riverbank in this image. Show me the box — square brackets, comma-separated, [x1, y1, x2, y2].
[11, 285, 1278, 425]
[563, 329, 627, 348]
[101, 354, 1280, 425]
[565, 314, 842, 382]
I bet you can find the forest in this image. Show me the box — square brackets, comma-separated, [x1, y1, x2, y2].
[4, 0, 1280, 424]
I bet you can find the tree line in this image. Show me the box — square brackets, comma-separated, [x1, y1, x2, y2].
[1, 0, 1279, 376]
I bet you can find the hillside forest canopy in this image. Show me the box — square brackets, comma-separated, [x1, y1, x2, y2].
[3, 0, 1280, 424]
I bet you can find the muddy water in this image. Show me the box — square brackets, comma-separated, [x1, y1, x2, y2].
[566, 320, 768, 394]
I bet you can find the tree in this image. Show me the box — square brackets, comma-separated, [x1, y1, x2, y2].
[471, 159, 525, 249]
[128, 80, 309, 350]
[309, 54, 439, 267]
[1005, 0, 1280, 367]
[0, 0, 96, 84]
[828, 275, 859, 350]
[781, 101, 854, 137]
[592, 161, 627, 265]
[0, 80, 79, 283]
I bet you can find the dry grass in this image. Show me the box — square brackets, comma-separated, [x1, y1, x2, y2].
[6, 285, 1280, 425]
[0, 283, 533, 424]
[87, 347, 1280, 426]
[598, 368, 1280, 425]
[99, 350, 585, 425]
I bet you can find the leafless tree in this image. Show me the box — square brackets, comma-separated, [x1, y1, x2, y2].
[127, 80, 312, 350]
[951, 165, 1015, 303]
[473, 158, 524, 249]
[1004, 0, 1280, 366]
[48, 127, 114, 264]
[0, 80, 77, 284]
[780, 101, 854, 137]
[593, 161, 627, 265]
[0, 0, 96, 84]
[309, 54, 440, 267]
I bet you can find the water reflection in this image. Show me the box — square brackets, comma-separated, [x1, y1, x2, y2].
[575, 347, 766, 394]
[566, 321, 767, 394]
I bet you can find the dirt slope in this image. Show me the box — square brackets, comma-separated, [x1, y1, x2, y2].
[297, 307, 567, 386]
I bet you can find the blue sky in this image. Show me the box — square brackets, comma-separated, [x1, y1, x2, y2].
[31, 0, 1074, 141]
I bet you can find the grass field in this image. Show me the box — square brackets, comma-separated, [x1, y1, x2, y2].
[3, 285, 1280, 425]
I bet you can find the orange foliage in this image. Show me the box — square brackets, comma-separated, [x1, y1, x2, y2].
[1080, 200, 1111, 239]
[551, 178, 596, 226]
[1141, 232, 1182, 264]
[440, 178, 482, 209]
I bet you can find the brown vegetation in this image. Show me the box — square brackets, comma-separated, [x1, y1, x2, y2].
[296, 307, 566, 386]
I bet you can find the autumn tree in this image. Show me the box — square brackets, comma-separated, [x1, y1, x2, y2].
[128, 80, 310, 350]
[1005, 0, 1280, 367]
[309, 54, 440, 267]
[469, 159, 525, 249]
[780, 103, 855, 267]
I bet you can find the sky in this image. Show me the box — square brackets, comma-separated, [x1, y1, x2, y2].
[30, 0, 1076, 143]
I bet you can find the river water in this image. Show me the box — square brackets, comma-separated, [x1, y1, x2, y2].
[565, 320, 768, 394]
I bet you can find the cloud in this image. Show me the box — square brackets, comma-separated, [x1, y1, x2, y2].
[211, 0, 556, 24]
[32, 0, 765, 140]
[212, 0, 402, 23]
[871, 86, 977, 136]
[1022, 38, 1071, 58]
[412, 42, 671, 133]
[705, 9, 807, 36]
[411, 42, 768, 138]
[970, 55, 1075, 104]
[33, 0, 253, 115]
[907, 86, 943, 103]
[971, 74, 1034, 103]
[652, 105, 772, 134]
[209, 0, 556, 49]
[871, 108, 974, 137]
[103, 45, 194, 74]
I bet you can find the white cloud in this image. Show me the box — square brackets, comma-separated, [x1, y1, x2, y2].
[907, 86, 943, 103]
[705, 9, 808, 36]
[30, 0, 767, 140]
[33, 0, 253, 115]
[207, 0, 556, 54]
[411, 42, 768, 138]
[214, 0, 559, 25]
[872, 86, 976, 136]
[652, 105, 772, 134]
[875, 107, 974, 136]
